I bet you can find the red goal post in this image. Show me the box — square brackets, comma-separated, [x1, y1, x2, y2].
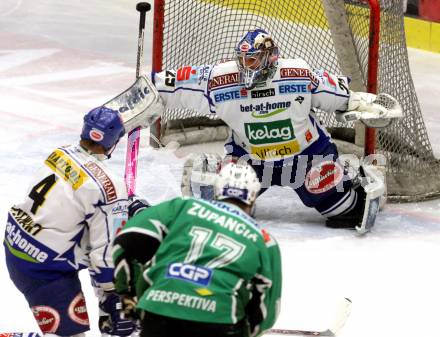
[150, 0, 440, 202]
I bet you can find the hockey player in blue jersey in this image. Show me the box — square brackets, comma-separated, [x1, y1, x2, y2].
[4, 107, 136, 336]
[151, 28, 402, 234]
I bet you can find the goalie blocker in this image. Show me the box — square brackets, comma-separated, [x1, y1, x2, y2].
[104, 75, 164, 133]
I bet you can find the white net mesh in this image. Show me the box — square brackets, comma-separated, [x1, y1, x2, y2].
[153, 0, 440, 201]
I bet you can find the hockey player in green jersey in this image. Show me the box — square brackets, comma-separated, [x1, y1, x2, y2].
[112, 161, 282, 337]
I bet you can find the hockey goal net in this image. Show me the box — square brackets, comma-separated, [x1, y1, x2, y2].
[151, 0, 440, 202]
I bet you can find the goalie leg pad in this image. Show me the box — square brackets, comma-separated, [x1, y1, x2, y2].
[326, 164, 385, 234]
[181, 153, 223, 200]
[355, 164, 386, 234]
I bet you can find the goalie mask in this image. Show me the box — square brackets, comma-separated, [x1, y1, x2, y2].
[214, 162, 261, 205]
[81, 106, 125, 159]
[235, 28, 279, 89]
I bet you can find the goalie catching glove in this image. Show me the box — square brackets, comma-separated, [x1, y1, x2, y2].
[336, 91, 403, 128]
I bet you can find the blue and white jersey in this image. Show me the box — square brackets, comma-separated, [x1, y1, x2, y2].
[153, 58, 350, 164]
[4, 144, 128, 290]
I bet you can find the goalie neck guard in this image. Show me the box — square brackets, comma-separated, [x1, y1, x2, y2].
[214, 162, 261, 205]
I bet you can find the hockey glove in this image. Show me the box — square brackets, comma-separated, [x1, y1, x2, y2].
[99, 292, 137, 336]
[128, 197, 150, 218]
[120, 294, 139, 321]
[336, 91, 402, 128]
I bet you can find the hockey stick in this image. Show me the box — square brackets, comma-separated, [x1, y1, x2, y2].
[124, 2, 151, 197]
[268, 298, 352, 336]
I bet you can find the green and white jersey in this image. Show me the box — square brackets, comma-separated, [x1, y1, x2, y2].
[114, 197, 281, 335]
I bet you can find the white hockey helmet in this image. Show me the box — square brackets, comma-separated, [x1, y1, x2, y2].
[214, 162, 261, 205]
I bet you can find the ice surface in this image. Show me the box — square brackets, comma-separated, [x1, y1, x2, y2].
[0, 1, 440, 336]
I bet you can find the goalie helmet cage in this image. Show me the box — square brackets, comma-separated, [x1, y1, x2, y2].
[151, 0, 440, 202]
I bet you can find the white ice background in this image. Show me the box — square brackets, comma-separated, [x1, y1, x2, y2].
[1, 1, 440, 336]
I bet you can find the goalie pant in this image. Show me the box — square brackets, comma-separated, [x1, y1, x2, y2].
[3, 144, 129, 335]
[225, 138, 361, 225]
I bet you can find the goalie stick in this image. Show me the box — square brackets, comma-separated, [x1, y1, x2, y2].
[268, 297, 352, 336]
[125, 2, 151, 197]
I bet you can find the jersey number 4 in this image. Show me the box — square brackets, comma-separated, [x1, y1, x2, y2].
[29, 174, 58, 214]
[185, 226, 246, 269]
